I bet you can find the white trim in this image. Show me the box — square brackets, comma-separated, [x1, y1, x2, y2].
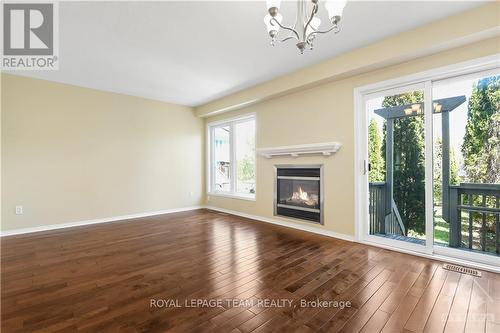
[363, 234, 428, 254]
[206, 113, 256, 197]
[424, 80, 434, 254]
[207, 192, 256, 201]
[363, 82, 426, 101]
[359, 239, 500, 274]
[230, 121, 236, 192]
[257, 142, 342, 159]
[0, 206, 203, 237]
[353, 89, 365, 242]
[206, 113, 256, 127]
[354, 55, 500, 268]
[356, 81, 429, 254]
[207, 123, 214, 193]
[432, 67, 500, 87]
[434, 245, 500, 268]
[355, 54, 499, 96]
[3, 204, 498, 273]
[197, 28, 499, 118]
[205, 205, 355, 242]
[206, 205, 499, 273]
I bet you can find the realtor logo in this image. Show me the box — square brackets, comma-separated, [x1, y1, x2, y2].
[1, 2, 58, 70]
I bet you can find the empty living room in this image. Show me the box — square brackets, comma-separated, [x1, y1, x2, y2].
[1, 1, 499, 332]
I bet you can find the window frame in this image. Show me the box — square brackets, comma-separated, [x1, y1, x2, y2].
[354, 54, 500, 270]
[207, 113, 256, 200]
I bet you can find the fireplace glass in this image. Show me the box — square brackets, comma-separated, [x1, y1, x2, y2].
[275, 167, 322, 224]
[278, 179, 320, 210]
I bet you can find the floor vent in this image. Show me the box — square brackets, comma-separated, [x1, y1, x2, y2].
[442, 263, 481, 277]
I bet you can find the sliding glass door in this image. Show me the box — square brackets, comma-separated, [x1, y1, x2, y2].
[360, 64, 499, 265]
[432, 71, 499, 262]
[365, 84, 428, 250]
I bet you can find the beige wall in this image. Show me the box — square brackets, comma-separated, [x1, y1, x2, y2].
[195, 3, 500, 117]
[1, 4, 498, 234]
[205, 37, 500, 237]
[1, 74, 204, 231]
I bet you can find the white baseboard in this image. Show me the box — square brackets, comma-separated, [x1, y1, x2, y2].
[357, 239, 500, 274]
[3, 204, 497, 273]
[205, 205, 355, 242]
[205, 206, 500, 273]
[0, 206, 204, 237]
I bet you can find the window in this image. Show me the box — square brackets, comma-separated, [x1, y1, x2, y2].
[356, 55, 499, 268]
[209, 115, 256, 199]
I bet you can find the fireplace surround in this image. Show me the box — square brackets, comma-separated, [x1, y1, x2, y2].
[274, 165, 323, 224]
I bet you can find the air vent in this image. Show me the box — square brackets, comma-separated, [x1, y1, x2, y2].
[442, 263, 481, 277]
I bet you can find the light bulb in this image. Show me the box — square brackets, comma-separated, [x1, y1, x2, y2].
[264, 13, 282, 33]
[266, 0, 281, 10]
[324, 0, 347, 22]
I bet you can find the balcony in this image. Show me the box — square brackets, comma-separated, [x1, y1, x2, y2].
[369, 182, 500, 255]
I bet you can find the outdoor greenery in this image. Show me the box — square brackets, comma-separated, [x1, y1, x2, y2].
[368, 119, 385, 182]
[462, 75, 500, 184]
[237, 156, 255, 183]
[433, 138, 460, 203]
[369, 75, 499, 245]
[237, 134, 256, 193]
[382, 91, 426, 235]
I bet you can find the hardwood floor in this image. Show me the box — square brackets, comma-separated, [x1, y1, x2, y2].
[1, 209, 499, 333]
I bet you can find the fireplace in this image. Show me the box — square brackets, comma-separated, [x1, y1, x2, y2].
[274, 165, 323, 224]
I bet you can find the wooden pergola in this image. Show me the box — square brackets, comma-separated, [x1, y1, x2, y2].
[373, 95, 466, 233]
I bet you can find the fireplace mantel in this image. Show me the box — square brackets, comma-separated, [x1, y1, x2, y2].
[257, 142, 342, 159]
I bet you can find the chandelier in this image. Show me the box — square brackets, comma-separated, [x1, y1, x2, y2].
[264, 0, 347, 54]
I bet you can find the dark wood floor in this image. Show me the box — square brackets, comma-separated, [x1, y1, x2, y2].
[1, 209, 499, 333]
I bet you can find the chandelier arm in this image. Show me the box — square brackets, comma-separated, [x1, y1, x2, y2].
[302, 3, 318, 41]
[271, 17, 300, 41]
[306, 25, 339, 42]
[280, 36, 296, 43]
[291, 0, 299, 33]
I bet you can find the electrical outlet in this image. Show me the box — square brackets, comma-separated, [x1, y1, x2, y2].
[15, 205, 23, 215]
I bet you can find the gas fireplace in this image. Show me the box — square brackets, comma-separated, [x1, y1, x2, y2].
[274, 165, 323, 224]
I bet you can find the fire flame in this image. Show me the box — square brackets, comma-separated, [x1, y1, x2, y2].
[289, 186, 318, 206]
[292, 187, 310, 201]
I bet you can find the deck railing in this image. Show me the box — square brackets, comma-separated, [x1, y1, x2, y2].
[449, 183, 500, 255]
[369, 182, 385, 234]
[369, 182, 405, 236]
[370, 182, 499, 255]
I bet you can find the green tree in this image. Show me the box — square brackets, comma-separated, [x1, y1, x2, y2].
[433, 138, 460, 204]
[237, 156, 255, 181]
[461, 76, 500, 183]
[450, 149, 460, 185]
[433, 138, 443, 203]
[368, 119, 385, 182]
[382, 91, 426, 235]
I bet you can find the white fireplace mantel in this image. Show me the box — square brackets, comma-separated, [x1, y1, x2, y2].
[256, 142, 342, 159]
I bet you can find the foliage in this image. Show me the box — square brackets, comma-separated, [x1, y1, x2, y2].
[483, 112, 500, 183]
[433, 138, 443, 203]
[461, 76, 500, 183]
[368, 119, 385, 182]
[433, 138, 460, 203]
[450, 149, 460, 185]
[237, 156, 255, 182]
[382, 91, 426, 235]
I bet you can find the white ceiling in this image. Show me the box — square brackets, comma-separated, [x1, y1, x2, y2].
[11, 1, 486, 106]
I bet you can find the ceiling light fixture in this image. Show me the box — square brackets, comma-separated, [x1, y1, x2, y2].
[264, 0, 347, 54]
